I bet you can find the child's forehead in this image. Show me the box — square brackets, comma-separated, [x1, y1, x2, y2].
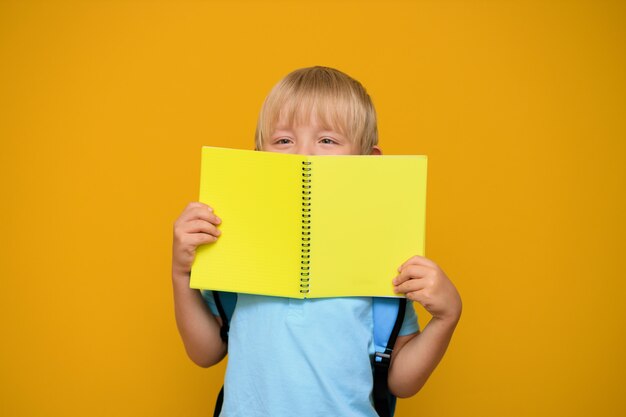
[273, 107, 345, 133]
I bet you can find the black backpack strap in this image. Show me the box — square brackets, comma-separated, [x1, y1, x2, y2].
[212, 291, 237, 417]
[373, 297, 407, 417]
[212, 290, 230, 343]
[212, 386, 225, 417]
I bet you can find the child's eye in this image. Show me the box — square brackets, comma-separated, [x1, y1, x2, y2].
[275, 138, 292, 145]
[320, 137, 337, 144]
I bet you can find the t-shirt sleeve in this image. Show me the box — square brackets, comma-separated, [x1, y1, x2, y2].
[200, 290, 220, 316]
[399, 300, 420, 336]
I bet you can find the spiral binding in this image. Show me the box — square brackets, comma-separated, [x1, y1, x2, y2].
[300, 160, 312, 294]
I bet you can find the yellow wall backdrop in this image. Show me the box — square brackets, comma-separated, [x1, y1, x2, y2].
[1, 0, 624, 416]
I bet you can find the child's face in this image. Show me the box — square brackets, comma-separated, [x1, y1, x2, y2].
[264, 112, 360, 156]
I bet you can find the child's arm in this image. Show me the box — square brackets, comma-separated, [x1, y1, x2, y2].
[172, 202, 226, 367]
[387, 255, 462, 398]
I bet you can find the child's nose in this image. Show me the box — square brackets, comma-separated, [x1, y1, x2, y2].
[295, 143, 315, 156]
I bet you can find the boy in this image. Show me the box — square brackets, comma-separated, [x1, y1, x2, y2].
[172, 66, 462, 416]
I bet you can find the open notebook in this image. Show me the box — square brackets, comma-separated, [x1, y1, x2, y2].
[189, 146, 428, 298]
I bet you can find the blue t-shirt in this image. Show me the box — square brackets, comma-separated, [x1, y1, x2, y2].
[202, 292, 419, 417]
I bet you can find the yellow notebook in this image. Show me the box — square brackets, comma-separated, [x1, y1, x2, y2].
[189, 146, 428, 298]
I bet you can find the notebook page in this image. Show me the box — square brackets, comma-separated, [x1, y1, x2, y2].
[190, 147, 303, 298]
[309, 155, 427, 298]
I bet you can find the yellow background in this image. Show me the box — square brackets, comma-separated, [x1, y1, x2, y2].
[1, 0, 624, 416]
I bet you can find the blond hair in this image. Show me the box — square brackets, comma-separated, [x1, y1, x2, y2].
[255, 66, 378, 154]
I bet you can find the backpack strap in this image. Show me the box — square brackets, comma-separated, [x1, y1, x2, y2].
[372, 297, 407, 417]
[213, 386, 225, 417]
[212, 291, 237, 343]
[212, 291, 237, 417]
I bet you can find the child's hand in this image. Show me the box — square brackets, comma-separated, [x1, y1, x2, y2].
[172, 202, 222, 278]
[393, 255, 462, 324]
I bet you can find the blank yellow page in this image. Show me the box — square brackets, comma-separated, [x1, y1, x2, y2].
[308, 155, 427, 298]
[190, 147, 303, 298]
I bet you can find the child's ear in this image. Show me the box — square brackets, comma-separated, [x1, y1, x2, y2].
[370, 146, 382, 155]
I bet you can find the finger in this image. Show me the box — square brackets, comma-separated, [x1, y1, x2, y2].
[398, 255, 436, 270]
[192, 232, 218, 246]
[184, 219, 222, 237]
[194, 208, 222, 225]
[403, 289, 430, 305]
[187, 206, 222, 225]
[177, 202, 211, 223]
[392, 265, 432, 286]
[394, 278, 427, 295]
[186, 201, 214, 213]
[398, 255, 437, 272]
[175, 211, 220, 235]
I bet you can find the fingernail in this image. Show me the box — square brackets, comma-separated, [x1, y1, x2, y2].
[216, 217, 222, 224]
